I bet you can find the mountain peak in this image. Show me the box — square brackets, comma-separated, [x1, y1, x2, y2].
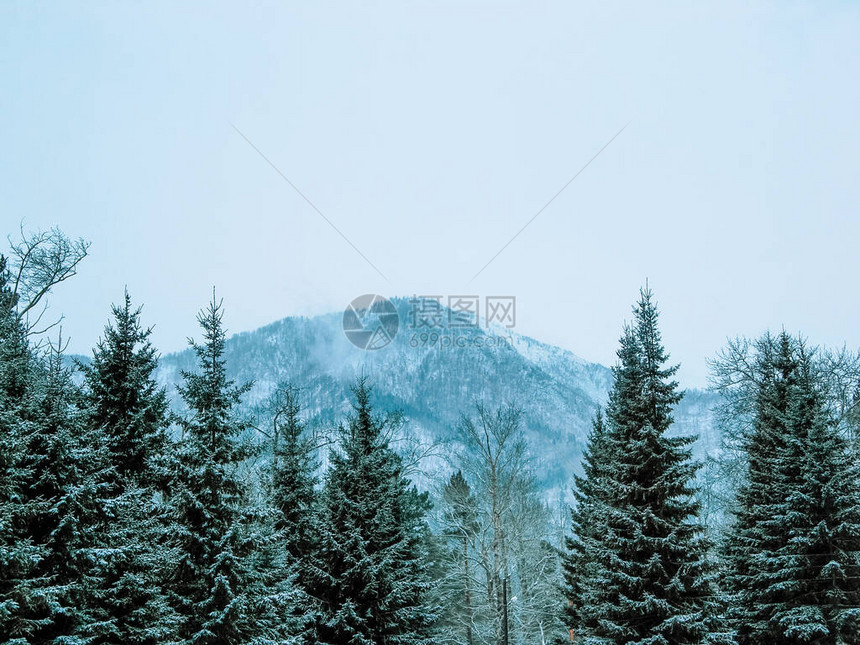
[153, 303, 717, 498]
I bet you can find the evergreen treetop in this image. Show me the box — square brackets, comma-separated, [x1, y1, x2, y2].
[314, 378, 434, 645]
[565, 287, 720, 644]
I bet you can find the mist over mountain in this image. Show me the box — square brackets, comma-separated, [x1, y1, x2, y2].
[147, 297, 720, 497]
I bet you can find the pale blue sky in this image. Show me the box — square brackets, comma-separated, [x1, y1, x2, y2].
[2, 1, 858, 386]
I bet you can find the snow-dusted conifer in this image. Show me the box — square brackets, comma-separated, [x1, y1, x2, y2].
[726, 333, 860, 643]
[76, 292, 178, 644]
[169, 295, 266, 644]
[567, 288, 720, 643]
[0, 255, 49, 642]
[313, 378, 434, 644]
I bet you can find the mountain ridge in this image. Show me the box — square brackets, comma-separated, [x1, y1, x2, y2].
[146, 297, 720, 497]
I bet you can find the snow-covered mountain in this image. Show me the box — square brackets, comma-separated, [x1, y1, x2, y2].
[152, 297, 720, 496]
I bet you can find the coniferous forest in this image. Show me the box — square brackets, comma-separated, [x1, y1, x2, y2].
[2, 228, 860, 645]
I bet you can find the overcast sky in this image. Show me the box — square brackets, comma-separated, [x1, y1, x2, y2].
[2, 1, 858, 387]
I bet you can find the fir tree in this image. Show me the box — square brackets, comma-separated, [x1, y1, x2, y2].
[268, 384, 320, 643]
[0, 249, 109, 644]
[168, 294, 265, 644]
[564, 409, 613, 640]
[79, 290, 170, 485]
[270, 385, 317, 574]
[75, 291, 178, 644]
[725, 332, 802, 643]
[566, 287, 719, 644]
[0, 255, 49, 643]
[313, 378, 435, 645]
[778, 350, 860, 642]
[20, 339, 102, 643]
[725, 333, 860, 644]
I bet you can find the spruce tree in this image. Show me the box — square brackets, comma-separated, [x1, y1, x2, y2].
[0, 253, 111, 643]
[566, 287, 719, 644]
[778, 349, 860, 642]
[725, 333, 860, 643]
[79, 290, 170, 484]
[313, 378, 434, 645]
[19, 340, 102, 642]
[268, 384, 320, 643]
[168, 295, 264, 644]
[0, 255, 49, 643]
[75, 291, 178, 644]
[563, 409, 614, 640]
[270, 385, 317, 573]
[726, 332, 802, 642]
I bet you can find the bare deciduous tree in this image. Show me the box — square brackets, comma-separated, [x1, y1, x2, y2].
[707, 334, 860, 530]
[437, 402, 564, 645]
[5, 225, 90, 336]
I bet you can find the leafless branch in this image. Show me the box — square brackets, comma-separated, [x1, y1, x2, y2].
[5, 225, 90, 334]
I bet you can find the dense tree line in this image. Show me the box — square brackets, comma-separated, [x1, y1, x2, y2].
[564, 291, 860, 644]
[1, 229, 859, 644]
[0, 233, 436, 644]
[713, 334, 860, 644]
